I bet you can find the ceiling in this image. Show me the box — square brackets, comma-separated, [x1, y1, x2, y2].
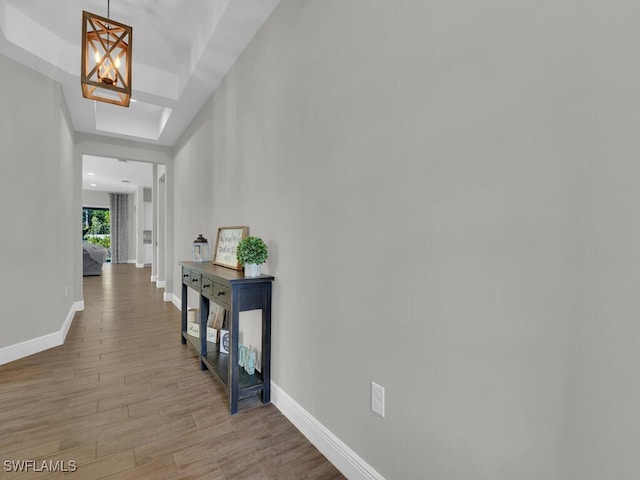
[0, 0, 279, 194]
[83, 155, 153, 193]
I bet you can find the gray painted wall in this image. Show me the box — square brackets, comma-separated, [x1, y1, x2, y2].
[172, 1, 640, 478]
[0, 53, 76, 348]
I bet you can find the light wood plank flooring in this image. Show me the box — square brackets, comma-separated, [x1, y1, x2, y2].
[0, 264, 344, 479]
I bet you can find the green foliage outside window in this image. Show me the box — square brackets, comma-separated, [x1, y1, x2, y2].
[83, 207, 111, 261]
[85, 235, 111, 250]
[83, 208, 110, 236]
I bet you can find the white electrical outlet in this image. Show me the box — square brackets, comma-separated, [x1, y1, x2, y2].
[371, 381, 385, 417]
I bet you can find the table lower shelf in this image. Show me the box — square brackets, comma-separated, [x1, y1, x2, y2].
[182, 330, 265, 399]
[183, 330, 201, 352]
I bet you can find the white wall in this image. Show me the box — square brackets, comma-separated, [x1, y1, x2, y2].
[0, 53, 77, 354]
[82, 190, 110, 207]
[135, 186, 144, 266]
[156, 165, 167, 287]
[171, 1, 640, 478]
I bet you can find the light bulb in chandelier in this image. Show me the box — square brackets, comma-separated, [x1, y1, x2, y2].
[93, 50, 120, 86]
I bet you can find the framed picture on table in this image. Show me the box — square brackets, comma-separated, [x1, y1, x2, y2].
[213, 226, 248, 270]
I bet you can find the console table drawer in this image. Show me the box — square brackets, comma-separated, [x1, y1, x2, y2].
[211, 282, 230, 306]
[200, 276, 228, 305]
[182, 269, 190, 285]
[189, 271, 201, 289]
[201, 276, 214, 297]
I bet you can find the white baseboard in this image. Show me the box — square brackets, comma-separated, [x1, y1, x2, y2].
[0, 301, 83, 366]
[165, 292, 179, 306]
[271, 382, 385, 480]
[150, 275, 157, 282]
[156, 280, 166, 288]
[136, 263, 144, 268]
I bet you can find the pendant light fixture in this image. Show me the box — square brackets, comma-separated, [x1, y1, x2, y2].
[81, 0, 132, 107]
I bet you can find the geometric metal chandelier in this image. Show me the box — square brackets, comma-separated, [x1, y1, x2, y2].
[81, 2, 132, 107]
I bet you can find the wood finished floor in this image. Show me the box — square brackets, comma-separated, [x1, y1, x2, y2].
[0, 264, 344, 480]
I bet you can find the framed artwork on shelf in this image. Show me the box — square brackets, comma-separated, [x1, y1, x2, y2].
[187, 323, 200, 338]
[219, 329, 230, 354]
[206, 303, 225, 344]
[207, 303, 225, 330]
[206, 327, 218, 343]
[213, 226, 249, 270]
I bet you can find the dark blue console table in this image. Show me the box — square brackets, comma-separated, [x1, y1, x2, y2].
[179, 261, 274, 414]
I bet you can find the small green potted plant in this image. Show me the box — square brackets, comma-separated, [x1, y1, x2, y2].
[236, 236, 268, 277]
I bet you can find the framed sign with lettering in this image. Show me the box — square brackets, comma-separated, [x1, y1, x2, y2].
[213, 226, 249, 270]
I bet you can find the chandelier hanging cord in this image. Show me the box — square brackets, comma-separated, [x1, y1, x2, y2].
[98, 0, 117, 86]
[106, 0, 110, 62]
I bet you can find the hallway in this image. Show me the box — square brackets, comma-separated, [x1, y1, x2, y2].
[0, 264, 343, 479]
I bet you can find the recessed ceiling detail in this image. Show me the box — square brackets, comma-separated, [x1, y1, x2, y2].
[0, 0, 280, 146]
[94, 100, 172, 140]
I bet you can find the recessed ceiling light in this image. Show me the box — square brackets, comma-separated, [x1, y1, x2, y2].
[87, 172, 95, 175]
[90, 183, 97, 187]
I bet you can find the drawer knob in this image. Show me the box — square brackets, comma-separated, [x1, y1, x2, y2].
[203, 283, 211, 289]
[217, 291, 225, 296]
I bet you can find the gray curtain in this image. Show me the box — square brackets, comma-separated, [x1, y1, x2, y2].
[109, 193, 128, 264]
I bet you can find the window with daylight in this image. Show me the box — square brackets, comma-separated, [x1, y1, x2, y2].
[82, 207, 111, 262]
